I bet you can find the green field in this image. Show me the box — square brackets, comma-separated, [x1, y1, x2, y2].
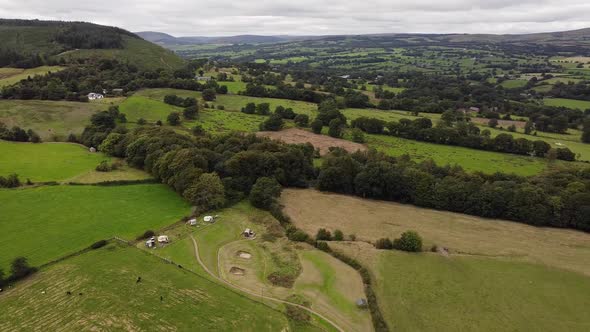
[544, 98, 590, 110]
[134, 88, 318, 116]
[0, 99, 113, 140]
[0, 141, 109, 182]
[0, 243, 290, 331]
[0, 66, 65, 87]
[0, 184, 191, 270]
[499, 79, 528, 88]
[366, 134, 554, 176]
[373, 250, 590, 332]
[119, 95, 181, 123]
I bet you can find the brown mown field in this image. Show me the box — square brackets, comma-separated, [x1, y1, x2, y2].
[257, 128, 367, 156]
[281, 188, 590, 276]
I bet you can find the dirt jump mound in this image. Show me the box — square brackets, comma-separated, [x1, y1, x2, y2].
[230, 267, 246, 276]
[237, 251, 252, 259]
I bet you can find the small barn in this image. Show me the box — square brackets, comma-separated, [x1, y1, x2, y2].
[89, 147, 97, 153]
[157, 235, 169, 243]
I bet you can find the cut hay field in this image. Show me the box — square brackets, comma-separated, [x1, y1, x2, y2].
[0, 242, 291, 331]
[331, 242, 590, 332]
[0, 66, 65, 87]
[544, 98, 590, 110]
[281, 189, 590, 276]
[366, 134, 554, 176]
[0, 184, 191, 271]
[258, 128, 367, 156]
[0, 99, 113, 140]
[0, 141, 108, 182]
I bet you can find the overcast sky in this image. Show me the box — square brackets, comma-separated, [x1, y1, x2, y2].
[0, 0, 589, 36]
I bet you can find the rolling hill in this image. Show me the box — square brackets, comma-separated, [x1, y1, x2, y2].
[0, 19, 184, 70]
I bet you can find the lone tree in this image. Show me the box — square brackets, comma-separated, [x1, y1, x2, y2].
[183, 173, 225, 211]
[202, 88, 216, 101]
[294, 114, 309, 127]
[167, 112, 181, 126]
[393, 231, 422, 252]
[249, 177, 282, 209]
[328, 118, 344, 138]
[183, 105, 198, 120]
[259, 114, 284, 131]
[311, 119, 323, 134]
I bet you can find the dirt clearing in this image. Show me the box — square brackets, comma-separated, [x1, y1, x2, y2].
[237, 251, 252, 259]
[257, 128, 367, 156]
[281, 188, 590, 276]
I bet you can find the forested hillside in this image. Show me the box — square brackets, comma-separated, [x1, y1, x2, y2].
[0, 19, 184, 70]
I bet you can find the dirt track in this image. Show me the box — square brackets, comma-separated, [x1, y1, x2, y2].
[257, 128, 367, 156]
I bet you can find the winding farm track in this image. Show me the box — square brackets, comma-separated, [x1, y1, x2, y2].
[189, 235, 345, 332]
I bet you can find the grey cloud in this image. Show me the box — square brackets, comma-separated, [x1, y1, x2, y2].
[0, 0, 587, 36]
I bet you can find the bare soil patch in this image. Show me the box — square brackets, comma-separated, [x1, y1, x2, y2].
[257, 128, 367, 156]
[237, 251, 252, 259]
[229, 267, 245, 276]
[281, 188, 590, 276]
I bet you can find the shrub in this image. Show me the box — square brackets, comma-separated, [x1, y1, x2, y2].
[95, 160, 112, 172]
[202, 88, 216, 101]
[316, 228, 332, 241]
[259, 114, 284, 131]
[393, 231, 423, 252]
[136, 230, 155, 241]
[333, 229, 344, 241]
[351, 128, 365, 143]
[311, 119, 323, 134]
[137, 118, 147, 125]
[315, 241, 331, 252]
[375, 238, 393, 249]
[90, 239, 108, 249]
[0, 173, 21, 188]
[328, 118, 343, 138]
[192, 125, 205, 136]
[287, 228, 309, 242]
[294, 114, 309, 127]
[9, 257, 37, 281]
[183, 105, 198, 120]
[249, 177, 282, 209]
[167, 112, 181, 126]
[241, 102, 256, 114]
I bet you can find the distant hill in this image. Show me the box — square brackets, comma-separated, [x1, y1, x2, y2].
[136, 31, 311, 46]
[0, 19, 184, 70]
[137, 28, 590, 53]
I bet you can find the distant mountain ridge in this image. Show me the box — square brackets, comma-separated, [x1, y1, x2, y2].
[137, 28, 590, 49]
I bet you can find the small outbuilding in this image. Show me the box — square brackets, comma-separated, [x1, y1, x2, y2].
[157, 235, 169, 243]
[188, 218, 197, 226]
[145, 237, 156, 248]
[243, 228, 255, 238]
[89, 147, 97, 153]
[356, 298, 368, 308]
[87, 92, 104, 100]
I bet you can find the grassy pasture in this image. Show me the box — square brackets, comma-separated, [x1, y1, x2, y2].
[544, 98, 590, 110]
[0, 66, 65, 87]
[0, 184, 191, 271]
[0, 243, 290, 331]
[366, 134, 552, 176]
[0, 99, 112, 140]
[134, 88, 318, 116]
[331, 242, 590, 332]
[118, 95, 181, 123]
[281, 189, 590, 277]
[0, 141, 108, 182]
[499, 79, 528, 88]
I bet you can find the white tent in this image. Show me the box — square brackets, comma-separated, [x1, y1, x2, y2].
[188, 218, 197, 226]
[204, 216, 214, 222]
[157, 235, 169, 243]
